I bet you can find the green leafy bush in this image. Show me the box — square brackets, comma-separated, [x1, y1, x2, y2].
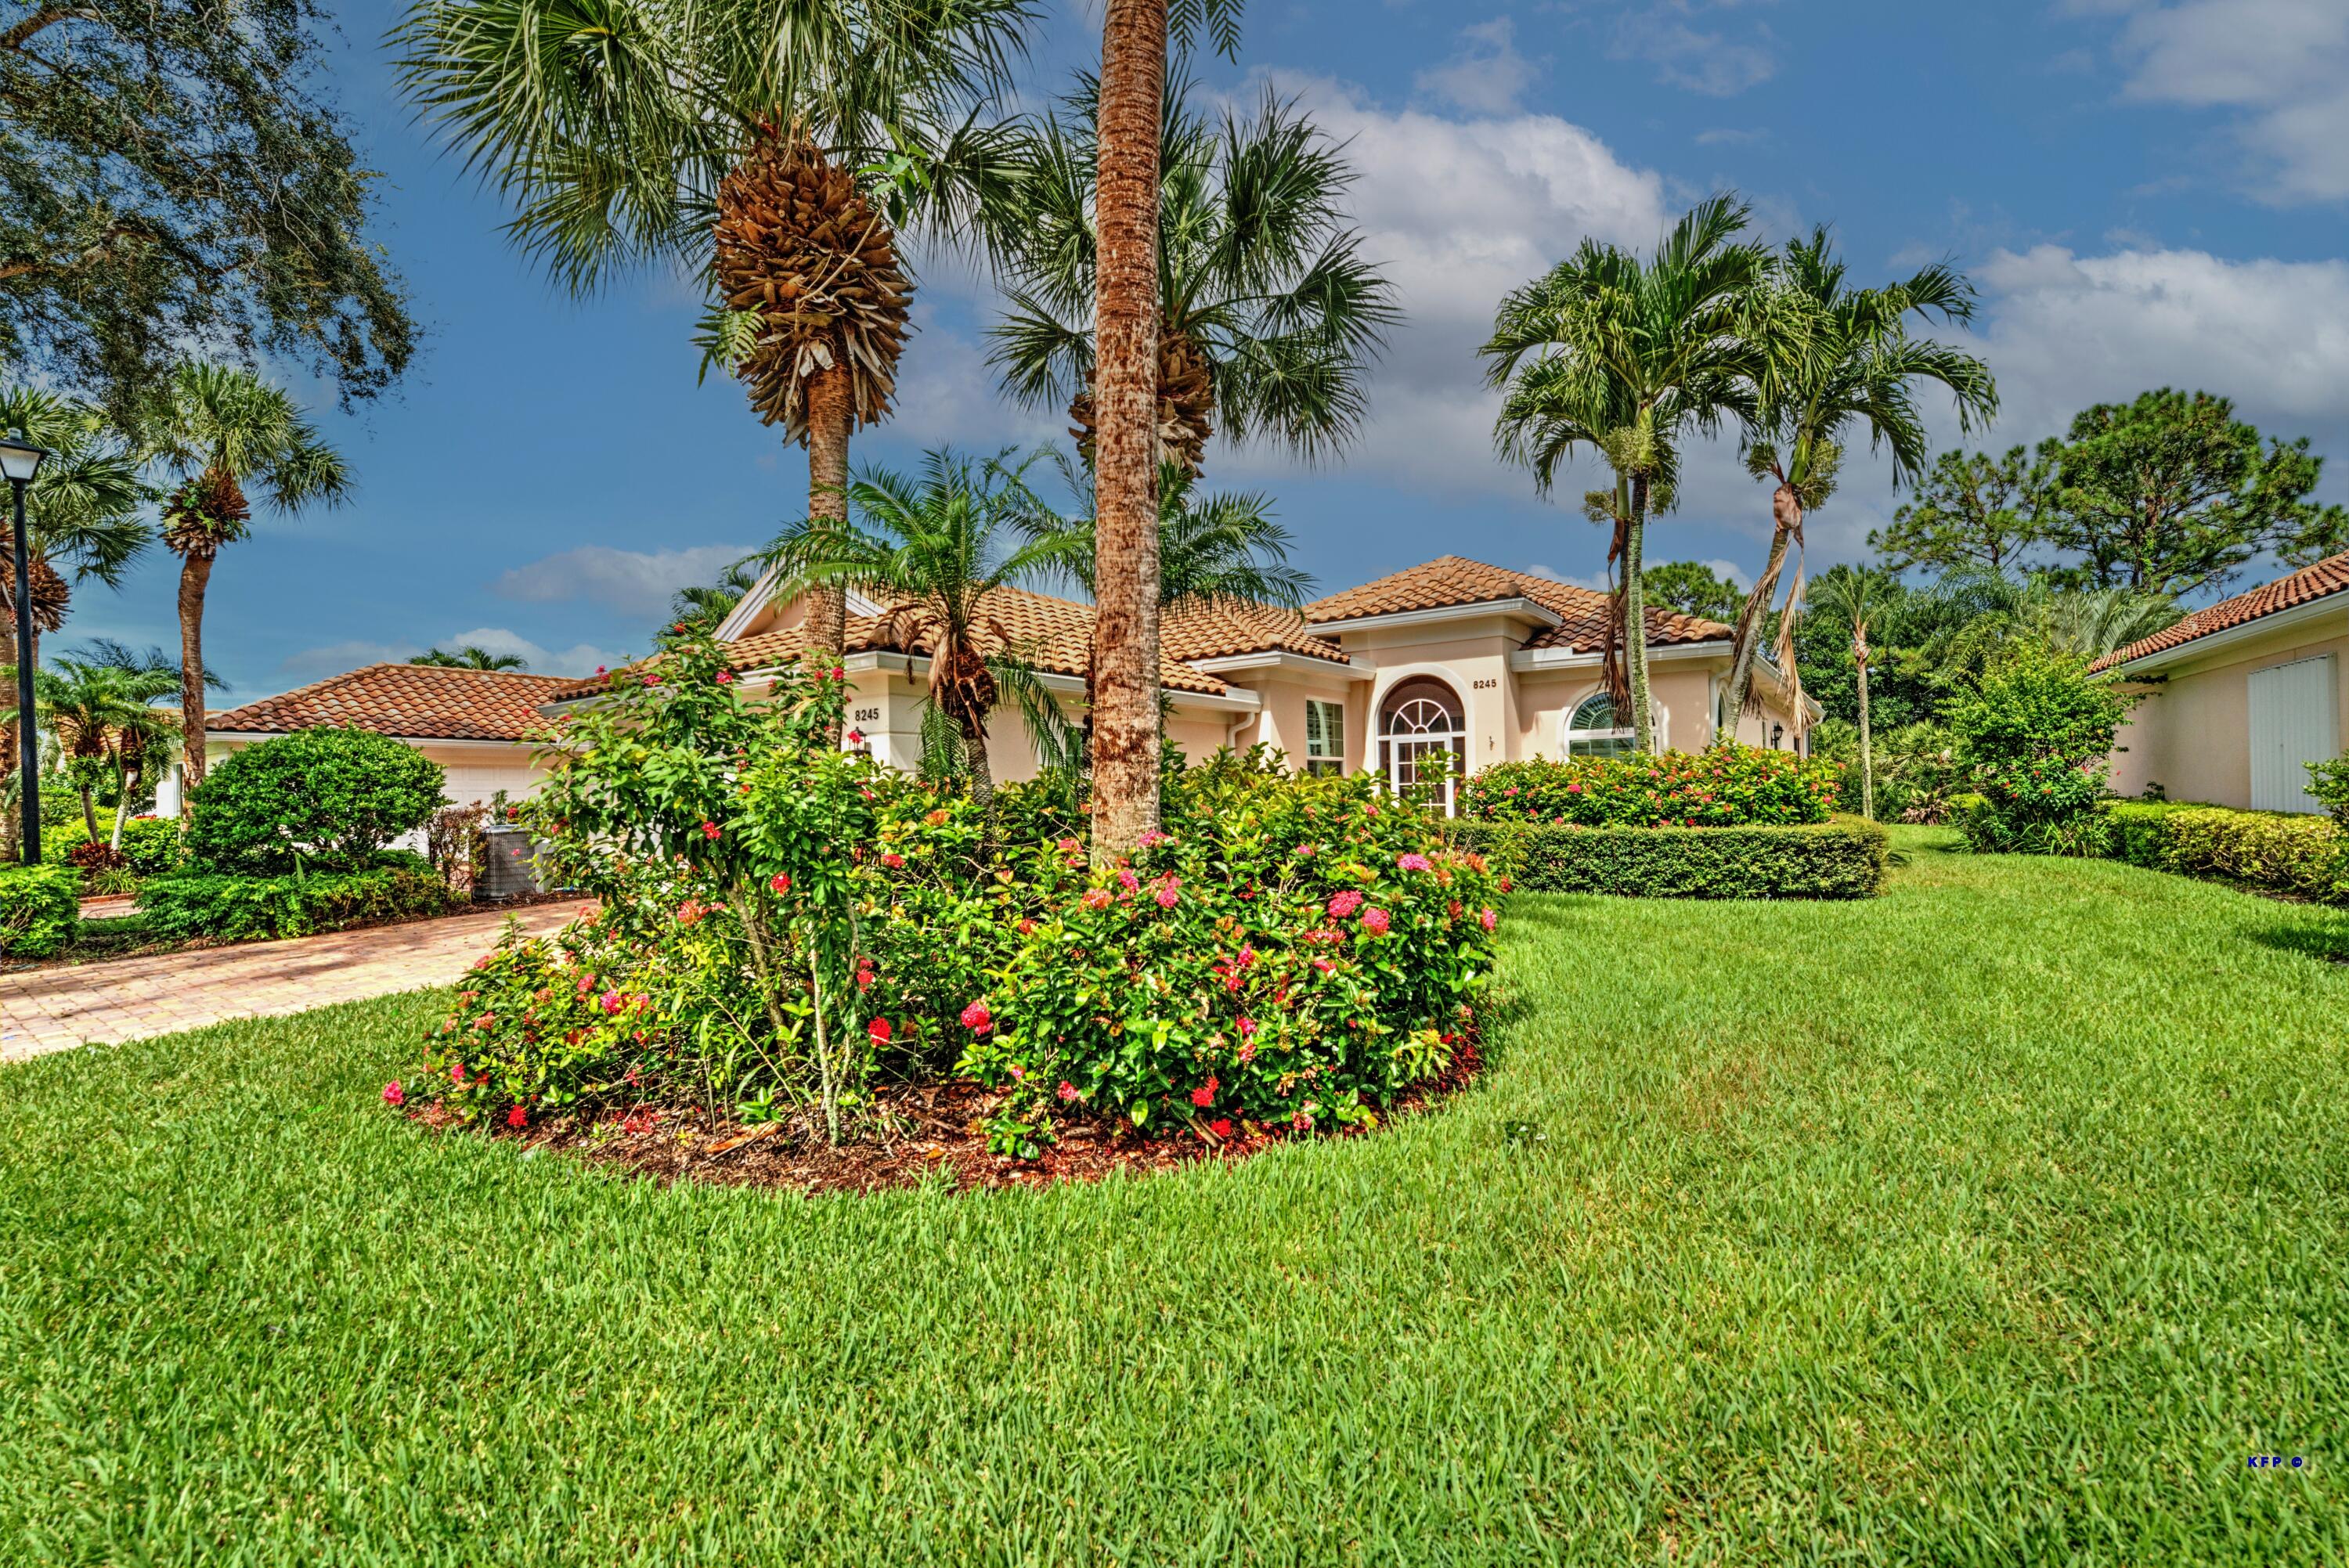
[50, 815, 185, 876]
[1449, 816, 1888, 899]
[2106, 801, 2347, 904]
[1458, 744, 1840, 828]
[139, 852, 457, 941]
[2308, 755, 2349, 834]
[186, 729, 446, 874]
[1947, 645, 2134, 856]
[0, 863, 81, 957]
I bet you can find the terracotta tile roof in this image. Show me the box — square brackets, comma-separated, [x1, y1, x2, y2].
[1301, 554, 1731, 651]
[208, 665, 579, 742]
[1161, 599, 1353, 665]
[2092, 551, 2349, 672]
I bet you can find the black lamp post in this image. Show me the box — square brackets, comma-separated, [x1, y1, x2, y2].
[0, 431, 52, 865]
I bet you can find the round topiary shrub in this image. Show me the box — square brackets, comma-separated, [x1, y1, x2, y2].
[186, 728, 447, 874]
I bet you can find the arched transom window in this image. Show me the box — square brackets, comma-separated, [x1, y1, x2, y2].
[1565, 692, 1640, 758]
[1378, 676, 1467, 814]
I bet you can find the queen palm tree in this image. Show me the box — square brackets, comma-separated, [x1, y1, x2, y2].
[1715, 232, 1997, 741]
[1483, 194, 1770, 752]
[759, 450, 1085, 806]
[394, 0, 1031, 669]
[152, 362, 352, 788]
[411, 646, 529, 670]
[1809, 564, 1903, 820]
[1084, 0, 1250, 857]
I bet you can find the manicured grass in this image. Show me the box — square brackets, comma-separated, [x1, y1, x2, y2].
[2, 828, 2344, 1563]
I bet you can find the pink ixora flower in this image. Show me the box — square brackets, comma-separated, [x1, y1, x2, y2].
[1312, 957, 1337, 974]
[1056, 836, 1081, 853]
[700, 820, 721, 840]
[960, 1000, 993, 1035]
[600, 990, 624, 1015]
[867, 1016, 893, 1045]
[1396, 852, 1433, 872]
[1326, 889, 1364, 919]
[880, 852, 904, 870]
[1081, 888, 1113, 910]
[1117, 868, 1140, 892]
[1154, 879, 1180, 910]
[1361, 907, 1391, 935]
[1057, 1080, 1080, 1103]
[381, 1081, 406, 1107]
[1138, 829, 1170, 848]
[450, 1061, 467, 1084]
[1478, 907, 1498, 932]
[1237, 1016, 1257, 1037]
[715, 670, 734, 685]
[643, 674, 661, 687]
[507, 1105, 529, 1129]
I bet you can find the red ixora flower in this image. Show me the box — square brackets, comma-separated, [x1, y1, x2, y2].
[700, 820, 721, 840]
[960, 1000, 993, 1035]
[1361, 907, 1391, 935]
[450, 1062, 467, 1084]
[846, 728, 864, 744]
[880, 852, 904, 870]
[770, 872, 792, 895]
[643, 674, 662, 687]
[867, 1016, 893, 1045]
[1057, 1080, 1080, 1103]
[1237, 1016, 1257, 1036]
[1207, 1118, 1233, 1140]
[381, 1081, 405, 1107]
[716, 670, 734, 685]
[1081, 888, 1113, 910]
[1056, 836, 1081, 853]
[1190, 1076, 1219, 1108]
[507, 1104, 529, 1128]
[1326, 889, 1364, 919]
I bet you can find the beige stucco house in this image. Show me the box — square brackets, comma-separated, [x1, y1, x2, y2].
[2096, 550, 2348, 813]
[541, 554, 1815, 814]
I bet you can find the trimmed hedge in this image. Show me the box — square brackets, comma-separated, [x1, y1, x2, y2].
[1449, 815, 1889, 899]
[0, 863, 81, 957]
[137, 852, 460, 943]
[2106, 801, 2347, 904]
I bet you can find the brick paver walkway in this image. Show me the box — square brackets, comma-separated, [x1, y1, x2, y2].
[0, 903, 577, 1064]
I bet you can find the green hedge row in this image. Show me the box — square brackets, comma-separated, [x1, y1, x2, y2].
[1449, 815, 1889, 899]
[0, 863, 81, 957]
[2106, 802, 2347, 904]
[137, 852, 460, 943]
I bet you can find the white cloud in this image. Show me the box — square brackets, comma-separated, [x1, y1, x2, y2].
[493, 542, 758, 618]
[2088, 0, 2349, 203]
[1414, 19, 1543, 116]
[278, 640, 419, 679]
[439, 627, 634, 678]
[1609, 11, 1777, 98]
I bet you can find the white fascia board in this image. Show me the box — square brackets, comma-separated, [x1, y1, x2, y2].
[205, 730, 536, 752]
[2108, 593, 2349, 678]
[710, 575, 889, 642]
[1306, 597, 1564, 636]
[752, 650, 1261, 712]
[1184, 651, 1373, 678]
[1508, 638, 1732, 672]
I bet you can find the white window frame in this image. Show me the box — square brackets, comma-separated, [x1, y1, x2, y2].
[1304, 698, 1344, 777]
[1563, 692, 1667, 756]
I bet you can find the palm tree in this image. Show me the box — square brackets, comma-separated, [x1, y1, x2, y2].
[1913, 570, 2181, 690]
[1716, 232, 1997, 741]
[74, 641, 200, 849]
[394, 0, 1031, 669]
[759, 450, 1086, 806]
[671, 557, 768, 627]
[152, 362, 352, 788]
[1083, 0, 1250, 856]
[2, 660, 173, 843]
[1025, 454, 1311, 611]
[1483, 194, 1770, 752]
[1809, 565, 1903, 820]
[411, 646, 529, 670]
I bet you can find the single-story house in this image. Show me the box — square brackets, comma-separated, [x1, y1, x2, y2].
[543, 553, 1817, 814]
[168, 664, 582, 816]
[2096, 550, 2348, 813]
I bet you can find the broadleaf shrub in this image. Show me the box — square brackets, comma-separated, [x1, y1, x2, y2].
[186, 728, 446, 874]
[0, 863, 80, 957]
[1449, 816, 1888, 899]
[1458, 744, 1841, 828]
[1947, 645, 2133, 856]
[2106, 801, 2347, 904]
[139, 852, 458, 941]
[2308, 755, 2349, 834]
[50, 815, 184, 876]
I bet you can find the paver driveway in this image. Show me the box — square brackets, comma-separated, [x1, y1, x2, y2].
[0, 903, 578, 1064]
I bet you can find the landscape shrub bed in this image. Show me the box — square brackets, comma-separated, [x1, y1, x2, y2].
[1948, 644, 2133, 856]
[1449, 815, 1889, 899]
[1459, 744, 1839, 827]
[139, 852, 460, 941]
[0, 863, 81, 957]
[2105, 800, 2347, 904]
[397, 625, 1497, 1166]
[187, 727, 446, 874]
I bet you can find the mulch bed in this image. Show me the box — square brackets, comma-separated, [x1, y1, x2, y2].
[411, 1044, 1485, 1196]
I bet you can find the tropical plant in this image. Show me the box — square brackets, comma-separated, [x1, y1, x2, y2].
[1909, 570, 2182, 693]
[0, 387, 150, 666]
[1946, 643, 2134, 856]
[1717, 230, 1997, 739]
[410, 646, 529, 670]
[1483, 193, 1770, 753]
[760, 450, 1086, 803]
[1807, 565, 1904, 820]
[0, 660, 173, 843]
[150, 362, 352, 788]
[1026, 453, 1310, 611]
[70, 640, 204, 846]
[394, 0, 1032, 670]
[185, 728, 445, 875]
[670, 557, 767, 628]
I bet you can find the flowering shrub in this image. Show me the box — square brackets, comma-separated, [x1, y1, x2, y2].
[1458, 744, 1838, 829]
[1947, 645, 2134, 856]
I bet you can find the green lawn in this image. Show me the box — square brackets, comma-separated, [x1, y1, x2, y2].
[3, 828, 2344, 1564]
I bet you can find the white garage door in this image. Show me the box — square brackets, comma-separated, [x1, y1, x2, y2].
[2248, 654, 2337, 813]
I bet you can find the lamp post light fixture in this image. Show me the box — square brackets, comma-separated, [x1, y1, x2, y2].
[0, 431, 52, 866]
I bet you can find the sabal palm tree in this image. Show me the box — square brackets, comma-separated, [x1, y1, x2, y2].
[759, 450, 1086, 806]
[1084, 0, 1250, 856]
[1026, 455, 1311, 611]
[411, 646, 529, 670]
[153, 362, 352, 787]
[1716, 232, 1997, 740]
[394, 0, 1031, 667]
[1483, 194, 1770, 752]
[0, 387, 150, 668]
[1809, 565, 1903, 820]
[671, 557, 768, 627]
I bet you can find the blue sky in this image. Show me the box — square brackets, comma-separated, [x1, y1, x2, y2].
[65, 0, 2349, 701]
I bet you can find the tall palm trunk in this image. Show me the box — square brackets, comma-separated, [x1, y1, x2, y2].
[178, 552, 214, 789]
[962, 721, 994, 809]
[76, 773, 99, 842]
[1719, 482, 1800, 743]
[1087, 0, 1167, 863]
[1853, 627, 1875, 820]
[1625, 474, 1654, 754]
[803, 355, 853, 671]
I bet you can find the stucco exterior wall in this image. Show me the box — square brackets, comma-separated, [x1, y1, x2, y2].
[201, 735, 550, 810]
[2107, 617, 2349, 808]
[1222, 668, 1362, 769]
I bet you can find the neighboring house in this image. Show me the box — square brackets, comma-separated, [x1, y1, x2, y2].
[542, 554, 1816, 814]
[178, 664, 579, 815]
[2095, 550, 2349, 813]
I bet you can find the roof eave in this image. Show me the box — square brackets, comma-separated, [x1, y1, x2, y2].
[2102, 590, 2349, 677]
[1305, 597, 1565, 636]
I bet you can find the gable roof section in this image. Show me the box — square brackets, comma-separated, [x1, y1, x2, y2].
[207, 665, 579, 742]
[2091, 550, 2349, 673]
[1161, 598, 1352, 665]
[1303, 554, 1731, 651]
